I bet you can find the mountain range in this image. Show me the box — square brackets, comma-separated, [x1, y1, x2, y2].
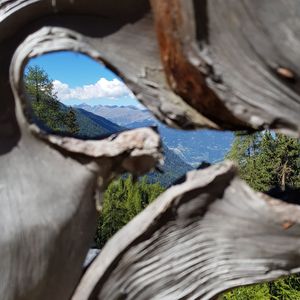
[74, 108, 125, 139]
[75, 104, 234, 167]
[52, 103, 191, 186]
[76, 103, 153, 125]
[38, 102, 233, 187]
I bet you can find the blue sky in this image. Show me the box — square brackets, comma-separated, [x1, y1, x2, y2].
[26, 51, 141, 107]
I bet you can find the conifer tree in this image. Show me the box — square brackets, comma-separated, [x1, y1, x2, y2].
[223, 130, 300, 299]
[226, 131, 264, 190]
[96, 179, 128, 247]
[24, 65, 54, 102]
[24, 65, 64, 132]
[273, 133, 300, 191]
[65, 108, 80, 135]
[254, 131, 277, 191]
[95, 176, 165, 248]
[226, 131, 300, 192]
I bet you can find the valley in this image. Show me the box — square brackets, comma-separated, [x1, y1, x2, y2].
[75, 103, 234, 167]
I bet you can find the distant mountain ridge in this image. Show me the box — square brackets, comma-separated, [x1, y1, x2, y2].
[34, 100, 190, 186]
[57, 105, 125, 139]
[76, 103, 152, 125]
[32, 102, 125, 139]
[74, 103, 234, 166]
[75, 108, 125, 138]
[148, 143, 193, 187]
[62, 103, 192, 186]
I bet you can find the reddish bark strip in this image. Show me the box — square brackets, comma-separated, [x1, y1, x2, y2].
[150, 0, 248, 129]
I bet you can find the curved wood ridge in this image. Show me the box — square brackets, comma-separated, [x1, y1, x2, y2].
[73, 162, 300, 300]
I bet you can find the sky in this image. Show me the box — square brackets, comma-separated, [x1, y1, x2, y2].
[26, 51, 141, 107]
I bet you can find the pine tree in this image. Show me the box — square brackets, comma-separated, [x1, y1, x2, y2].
[65, 108, 80, 135]
[254, 131, 277, 191]
[273, 133, 300, 191]
[24, 65, 64, 132]
[226, 131, 264, 190]
[96, 179, 128, 247]
[226, 131, 300, 192]
[24, 65, 55, 102]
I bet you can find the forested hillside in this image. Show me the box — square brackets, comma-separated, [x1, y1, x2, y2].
[146, 144, 193, 187]
[24, 65, 124, 139]
[95, 176, 165, 248]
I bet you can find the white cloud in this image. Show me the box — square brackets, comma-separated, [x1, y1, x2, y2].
[52, 78, 134, 101]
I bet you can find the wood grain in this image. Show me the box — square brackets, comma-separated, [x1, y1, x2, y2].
[1, 1, 300, 299]
[73, 162, 300, 300]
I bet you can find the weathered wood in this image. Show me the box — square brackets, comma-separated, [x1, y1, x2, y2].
[73, 162, 300, 300]
[0, 5, 162, 299]
[2, 1, 300, 300]
[150, 0, 300, 135]
[0, 123, 160, 300]
[3, 0, 300, 133]
[150, 0, 248, 130]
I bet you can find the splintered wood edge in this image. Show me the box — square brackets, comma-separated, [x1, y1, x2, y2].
[29, 124, 162, 159]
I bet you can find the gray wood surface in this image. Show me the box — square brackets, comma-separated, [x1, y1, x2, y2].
[150, 0, 300, 135]
[1, 1, 300, 299]
[0, 4, 162, 298]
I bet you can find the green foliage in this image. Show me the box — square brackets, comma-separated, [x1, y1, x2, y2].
[226, 131, 266, 190]
[24, 65, 65, 131]
[226, 131, 300, 192]
[273, 134, 300, 191]
[221, 276, 300, 300]
[223, 131, 300, 299]
[24, 64, 80, 135]
[24, 65, 55, 102]
[95, 176, 165, 248]
[268, 275, 300, 299]
[221, 283, 270, 300]
[65, 108, 80, 135]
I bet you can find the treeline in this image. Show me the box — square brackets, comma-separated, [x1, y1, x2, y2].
[95, 176, 164, 248]
[221, 131, 300, 299]
[24, 65, 80, 135]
